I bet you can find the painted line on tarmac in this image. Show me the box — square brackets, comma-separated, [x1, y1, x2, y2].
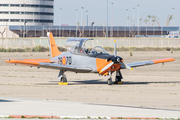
[0, 115, 9, 118]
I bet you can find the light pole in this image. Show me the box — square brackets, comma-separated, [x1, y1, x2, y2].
[137, 5, 139, 36]
[86, 11, 88, 26]
[59, 8, 62, 37]
[172, 8, 175, 36]
[33, 11, 34, 26]
[59, 8, 62, 26]
[81, 7, 84, 26]
[126, 9, 128, 26]
[24, 20, 27, 37]
[133, 7, 135, 26]
[172, 8, 175, 26]
[126, 9, 129, 37]
[76, 9, 78, 37]
[24, 3, 25, 37]
[111, 3, 113, 37]
[106, 0, 108, 37]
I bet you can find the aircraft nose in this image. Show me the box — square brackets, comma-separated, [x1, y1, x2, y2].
[111, 56, 123, 64]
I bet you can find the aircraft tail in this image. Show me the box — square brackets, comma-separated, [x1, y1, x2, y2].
[47, 32, 61, 58]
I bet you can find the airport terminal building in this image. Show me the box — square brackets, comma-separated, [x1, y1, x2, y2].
[9, 26, 179, 38]
[0, 0, 54, 37]
[0, 0, 54, 26]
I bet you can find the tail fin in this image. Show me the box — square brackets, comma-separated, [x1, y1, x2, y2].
[47, 32, 61, 58]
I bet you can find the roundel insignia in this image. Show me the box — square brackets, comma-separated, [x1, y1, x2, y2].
[62, 56, 66, 65]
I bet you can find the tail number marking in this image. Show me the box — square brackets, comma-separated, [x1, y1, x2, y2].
[58, 56, 72, 65]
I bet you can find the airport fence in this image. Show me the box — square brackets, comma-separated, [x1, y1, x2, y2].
[0, 37, 180, 49]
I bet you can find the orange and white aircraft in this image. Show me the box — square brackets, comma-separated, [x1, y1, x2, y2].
[6, 32, 175, 85]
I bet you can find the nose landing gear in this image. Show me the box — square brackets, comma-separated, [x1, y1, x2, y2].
[108, 77, 112, 85]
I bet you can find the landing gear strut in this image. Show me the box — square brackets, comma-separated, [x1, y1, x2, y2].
[114, 70, 123, 84]
[108, 77, 112, 85]
[58, 70, 67, 83]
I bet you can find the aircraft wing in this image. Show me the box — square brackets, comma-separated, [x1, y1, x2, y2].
[5, 59, 92, 73]
[125, 58, 175, 68]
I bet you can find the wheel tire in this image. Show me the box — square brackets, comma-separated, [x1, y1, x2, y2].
[116, 76, 122, 82]
[114, 78, 118, 84]
[108, 78, 112, 85]
[61, 77, 67, 82]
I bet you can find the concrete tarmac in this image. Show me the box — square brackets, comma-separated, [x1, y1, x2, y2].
[1, 52, 180, 119]
[0, 97, 180, 118]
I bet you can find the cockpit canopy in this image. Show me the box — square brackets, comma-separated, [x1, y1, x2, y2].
[65, 38, 109, 56]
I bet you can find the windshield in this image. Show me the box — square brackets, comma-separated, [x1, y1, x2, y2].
[89, 46, 109, 55]
[70, 43, 85, 55]
[65, 38, 93, 55]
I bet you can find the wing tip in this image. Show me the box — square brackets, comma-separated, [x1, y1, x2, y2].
[5, 59, 11, 63]
[152, 58, 175, 64]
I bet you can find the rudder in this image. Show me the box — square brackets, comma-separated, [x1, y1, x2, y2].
[47, 32, 61, 58]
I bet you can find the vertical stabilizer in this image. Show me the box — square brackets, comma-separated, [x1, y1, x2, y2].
[47, 32, 61, 58]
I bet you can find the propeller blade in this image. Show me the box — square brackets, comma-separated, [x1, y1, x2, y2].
[124, 63, 133, 70]
[99, 62, 114, 74]
[114, 40, 117, 57]
[119, 61, 133, 70]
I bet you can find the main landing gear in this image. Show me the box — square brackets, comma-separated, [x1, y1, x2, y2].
[58, 70, 68, 85]
[107, 70, 123, 85]
[114, 70, 123, 84]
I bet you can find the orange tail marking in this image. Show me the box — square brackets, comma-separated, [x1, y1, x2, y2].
[48, 32, 61, 58]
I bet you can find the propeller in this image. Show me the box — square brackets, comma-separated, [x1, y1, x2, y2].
[99, 40, 132, 75]
[113, 40, 132, 70]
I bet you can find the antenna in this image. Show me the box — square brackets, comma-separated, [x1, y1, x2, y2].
[114, 40, 116, 57]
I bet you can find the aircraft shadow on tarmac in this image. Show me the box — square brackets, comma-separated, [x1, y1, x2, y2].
[68, 80, 180, 85]
[34, 80, 180, 85]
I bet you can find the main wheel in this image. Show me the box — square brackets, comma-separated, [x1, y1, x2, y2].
[61, 77, 67, 82]
[115, 76, 121, 83]
[114, 78, 118, 84]
[108, 78, 112, 85]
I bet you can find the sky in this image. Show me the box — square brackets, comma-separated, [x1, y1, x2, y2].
[54, 0, 180, 27]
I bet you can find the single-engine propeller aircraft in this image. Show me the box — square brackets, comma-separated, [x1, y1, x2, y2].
[6, 32, 175, 85]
